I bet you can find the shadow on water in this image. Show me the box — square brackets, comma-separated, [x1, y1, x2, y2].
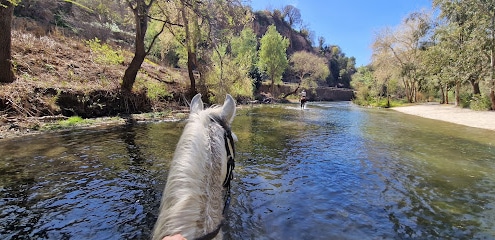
[0, 122, 183, 239]
[1, 102, 495, 239]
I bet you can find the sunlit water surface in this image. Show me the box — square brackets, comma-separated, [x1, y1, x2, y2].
[1, 102, 494, 239]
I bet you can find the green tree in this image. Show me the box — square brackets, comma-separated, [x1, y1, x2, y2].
[211, 27, 257, 100]
[158, 0, 249, 98]
[435, 0, 495, 110]
[283, 51, 329, 98]
[122, 0, 184, 93]
[351, 66, 378, 105]
[421, 36, 453, 104]
[433, 0, 491, 107]
[231, 28, 258, 71]
[206, 35, 256, 102]
[204, 0, 253, 101]
[320, 45, 356, 88]
[0, 0, 20, 83]
[258, 25, 289, 95]
[156, 0, 202, 96]
[371, 50, 395, 107]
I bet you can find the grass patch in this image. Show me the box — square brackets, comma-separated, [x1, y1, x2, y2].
[146, 81, 171, 101]
[353, 98, 408, 108]
[59, 116, 88, 127]
[42, 116, 90, 130]
[86, 38, 124, 65]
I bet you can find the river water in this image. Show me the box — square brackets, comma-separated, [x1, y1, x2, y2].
[1, 102, 494, 239]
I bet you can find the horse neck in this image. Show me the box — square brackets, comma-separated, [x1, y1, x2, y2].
[172, 108, 227, 190]
[154, 109, 227, 239]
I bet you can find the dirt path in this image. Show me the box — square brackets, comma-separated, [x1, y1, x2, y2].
[392, 103, 495, 131]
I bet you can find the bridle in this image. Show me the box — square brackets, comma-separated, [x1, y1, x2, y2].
[209, 115, 235, 191]
[222, 124, 235, 191]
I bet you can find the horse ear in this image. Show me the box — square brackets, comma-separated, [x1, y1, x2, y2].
[190, 93, 203, 114]
[221, 94, 236, 124]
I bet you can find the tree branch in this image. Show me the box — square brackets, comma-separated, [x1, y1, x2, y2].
[148, 15, 184, 27]
[146, 0, 156, 8]
[145, 22, 166, 56]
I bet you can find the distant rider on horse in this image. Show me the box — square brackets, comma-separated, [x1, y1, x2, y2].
[300, 90, 307, 108]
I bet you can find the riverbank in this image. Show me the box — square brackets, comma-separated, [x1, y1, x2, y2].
[0, 104, 261, 140]
[392, 103, 495, 131]
[0, 110, 189, 140]
[5, 102, 494, 140]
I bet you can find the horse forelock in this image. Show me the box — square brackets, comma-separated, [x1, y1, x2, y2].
[152, 106, 230, 240]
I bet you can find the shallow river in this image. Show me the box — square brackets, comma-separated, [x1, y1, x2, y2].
[1, 102, 494, 239]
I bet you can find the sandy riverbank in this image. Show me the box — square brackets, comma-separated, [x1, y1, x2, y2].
[392, 103, 495, 131]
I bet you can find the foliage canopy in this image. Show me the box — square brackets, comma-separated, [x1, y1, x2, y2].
[258, 25, 289, 94]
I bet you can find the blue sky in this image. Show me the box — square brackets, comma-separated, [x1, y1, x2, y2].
[247, 0, 432, 67]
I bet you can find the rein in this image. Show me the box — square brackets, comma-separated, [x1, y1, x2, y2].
[222, 127, 235, 190]
[210, 116, 236, 191]
[193, 221, 224, 240]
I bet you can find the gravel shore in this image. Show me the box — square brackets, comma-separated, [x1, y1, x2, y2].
[392, 103, 495, 131]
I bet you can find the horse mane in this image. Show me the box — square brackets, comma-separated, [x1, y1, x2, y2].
[152, 94, 236, 240]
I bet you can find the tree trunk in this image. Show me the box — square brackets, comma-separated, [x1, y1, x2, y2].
[186, 51, 197, 97]
[490, 89, 495, 110]
[0, 1, 15, 83]
[455, 81, 460, 107]
[122, 51, 146, 92]
[445, 85, 449, 104]
[470, 78, 481, 95]
[439, 82, 445, 104]
[282, 80, 301, 98]
[402, 76, 413, 103]
[179, 0, 199, 97]
[122, 0, 151, 92]
[270, 71, 275, 97]
[491, 15, 495, 110]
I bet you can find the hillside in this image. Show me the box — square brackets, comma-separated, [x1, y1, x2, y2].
[1, 17, 189, 136]
[251, 10, 356, 88]
[5, 29, 188, 112]
[252, 10, 313, 55]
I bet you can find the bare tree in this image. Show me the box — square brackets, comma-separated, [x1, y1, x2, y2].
[282, 5, 301, 28]
[372, 11, 432, 103]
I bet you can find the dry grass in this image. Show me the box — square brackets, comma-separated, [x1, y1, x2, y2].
[2, 29, 190, 119]
[11, 30, 123, 92]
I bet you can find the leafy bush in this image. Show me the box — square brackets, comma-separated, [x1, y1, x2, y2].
[470, 94, 491, 111]
[459, 92, 471, 108]
[86, 38, 124, 65]
[145, 81, 171, 101]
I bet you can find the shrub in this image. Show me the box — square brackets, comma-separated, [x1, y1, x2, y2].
[459, 92, 471, 108]
[470, 94, 491, 111]
[145, 81, 171, 101]
[86, 37, 124, 65]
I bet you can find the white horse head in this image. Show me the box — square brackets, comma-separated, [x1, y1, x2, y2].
[153, 94, 237, 240]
